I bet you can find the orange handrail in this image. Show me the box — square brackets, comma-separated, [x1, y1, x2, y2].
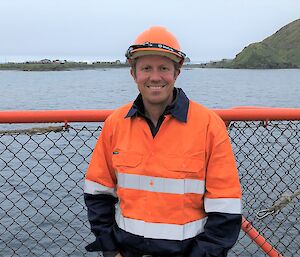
[215, 108, 300, 121]
[1, 108, 300, 123]
[0, 110, 114, 124]
[242, 216, 283, 257]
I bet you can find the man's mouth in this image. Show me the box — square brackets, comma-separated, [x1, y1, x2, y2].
[146, 85, 166, 88]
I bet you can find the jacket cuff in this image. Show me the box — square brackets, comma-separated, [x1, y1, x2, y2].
[103, 251, 119, 257]
[85, 234, 118, 252]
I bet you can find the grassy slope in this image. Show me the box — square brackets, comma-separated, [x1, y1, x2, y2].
[231, 19, 300, 68]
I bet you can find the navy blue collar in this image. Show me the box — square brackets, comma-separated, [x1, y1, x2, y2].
[125, 88, 189, 123]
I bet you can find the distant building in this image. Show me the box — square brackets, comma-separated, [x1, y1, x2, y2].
[40, 59, 51, 64]
[93, 60, 122, 65]
[53, 59, 66, 64]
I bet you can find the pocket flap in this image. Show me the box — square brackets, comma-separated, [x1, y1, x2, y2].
[112, 152, 142, 167]
[164, 155, 204, 173]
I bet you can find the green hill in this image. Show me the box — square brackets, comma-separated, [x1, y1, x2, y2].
[231, 19, 300, 68]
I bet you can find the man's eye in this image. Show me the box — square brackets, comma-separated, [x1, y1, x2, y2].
[142, 66, 151, 71]
[160, 66, 169, 71]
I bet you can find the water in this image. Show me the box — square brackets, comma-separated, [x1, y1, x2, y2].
[1, 68, 300, 111]
[0, 68, 299, 256]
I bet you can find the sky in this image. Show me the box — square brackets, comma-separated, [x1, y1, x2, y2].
[0, 0, 299, 63]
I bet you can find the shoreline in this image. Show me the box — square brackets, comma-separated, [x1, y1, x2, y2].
[0, 62, 130, 71]
[1, 62, 299, 71]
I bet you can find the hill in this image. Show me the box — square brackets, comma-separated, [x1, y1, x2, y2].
[206, 19, 300, 69]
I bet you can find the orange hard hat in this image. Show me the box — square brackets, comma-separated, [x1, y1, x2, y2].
[125, 26, 186, 65]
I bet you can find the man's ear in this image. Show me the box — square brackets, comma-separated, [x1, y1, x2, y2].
[130, 68, 136, 82]
[174, 69, 181, 80]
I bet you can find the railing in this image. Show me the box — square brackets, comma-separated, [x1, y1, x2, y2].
[0, 108, 299, 257]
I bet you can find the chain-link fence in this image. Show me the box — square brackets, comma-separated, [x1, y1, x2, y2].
[0, 119, 299, 256]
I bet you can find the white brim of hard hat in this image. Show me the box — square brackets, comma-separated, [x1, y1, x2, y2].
[131, 49, 182, 63]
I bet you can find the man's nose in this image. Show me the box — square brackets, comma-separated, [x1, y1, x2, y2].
[149, 69, 162, 81]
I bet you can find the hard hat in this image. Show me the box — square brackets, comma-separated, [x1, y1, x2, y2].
[125, 26, 186, 65]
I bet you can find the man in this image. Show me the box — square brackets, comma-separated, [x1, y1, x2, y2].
[84, 26, 242, 257]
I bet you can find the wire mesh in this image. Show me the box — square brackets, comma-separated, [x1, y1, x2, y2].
[0, 121, 299, 256]
[228, 121, 300, 257]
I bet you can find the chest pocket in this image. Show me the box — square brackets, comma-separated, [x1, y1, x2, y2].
[112, 152, 143, 172]
[163, 154, 205, 179]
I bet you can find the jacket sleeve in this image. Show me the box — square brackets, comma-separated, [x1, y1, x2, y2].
[188, 213, 242, 257]
[84, 194, 118, 251]
[84, 118, 119, 252]
[188, 112, 242, 257]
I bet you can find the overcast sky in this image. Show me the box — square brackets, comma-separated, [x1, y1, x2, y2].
[0, 0, 299, 63]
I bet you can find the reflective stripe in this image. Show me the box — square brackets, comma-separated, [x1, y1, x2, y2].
[204, 198, 242, 214]
[117, 173, 204, 195]
[115, 206, 207, 240]
[84, 179, 117, 197]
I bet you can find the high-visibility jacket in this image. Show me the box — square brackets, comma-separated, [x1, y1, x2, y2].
[84, 89, 242, 256]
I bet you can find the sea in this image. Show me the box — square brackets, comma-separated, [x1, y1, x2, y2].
[1, 68, 300, 111]
[0, 68, 299, 256]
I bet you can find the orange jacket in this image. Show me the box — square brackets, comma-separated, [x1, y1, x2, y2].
[85, 100, 242, 241]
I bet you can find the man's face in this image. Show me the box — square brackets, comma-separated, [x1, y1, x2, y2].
[131, 55, 180, 109]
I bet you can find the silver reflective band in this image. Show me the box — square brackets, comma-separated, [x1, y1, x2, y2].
[125, 42, 186, 60]
[117, 173, 205, 195]
[115, 206, 207, 240]
[84, 179, 117, 197]
[204, 198, 242, 214]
